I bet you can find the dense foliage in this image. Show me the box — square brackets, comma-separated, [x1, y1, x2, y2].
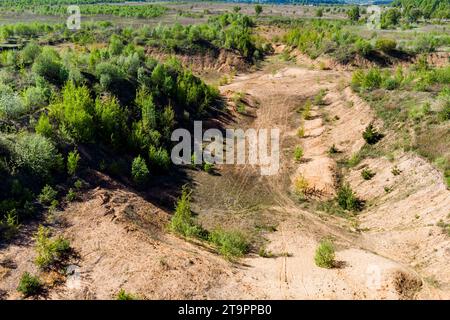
[392, 0, 450, 19]
[0, 16, 230, 240]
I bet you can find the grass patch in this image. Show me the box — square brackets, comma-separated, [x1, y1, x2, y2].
[209, 228, 249, 260]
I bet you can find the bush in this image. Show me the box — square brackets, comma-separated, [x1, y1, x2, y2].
[148, 145, 170, 171]
[0, 209, 20, 240]
[35, 114, 53, 137]
[202, 161, 214, 173]
[375, 38, 397, 53]
[439, 99, 450, 121]
[313, 89, 327, 106]
[347, 6, 360, 21]
[209, 228, 249, 260]
[38, 185, 57, 206]
[17, 272, 42, 297]
[94, 95, 128, 147]
[294, 146, 304, 161]
[13, 133, 60, 178]
[0, 83, 27, 119]
[49, 81, 94, 143]
[355, 39, 373, 57]
[361, 168, 376, 180]
[32, 48, 68, 86]
[362, 123, 383, 145]
[131, 155, 149, 186]
[22, 86, 48, 111]
[66, 188, 77, 202]
[168, 186, 204, 238]
[336, 183, 361, 211]
[34, 225, 71, 270]
[116, 289, 136, 300]
[20, 41, 42, 65]
[67, 150, 80, 176]
[314, 239, 335, 268]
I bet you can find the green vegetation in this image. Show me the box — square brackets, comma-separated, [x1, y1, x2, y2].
[314, 239, 335, 269]
[352, 61, 450, 187]
[209, 228, 249, 260]
[362, 123, 383, 145]
[1, 3, 168, 19]
[34, 225, 71, 270]
[361, 168, 376, 180]
[67, 150, 80, 176]
[294, 146, 304, 161]
[168, 187, 204, 238]
[337, 183, 362, 211]
[116, 289, 137, 300]
[168, 186, 249, 260]
[38, 185, 58, 206]
[17, 272, 42, 297]
[131, 155, 149, 186]
[392, 0, 450, 20]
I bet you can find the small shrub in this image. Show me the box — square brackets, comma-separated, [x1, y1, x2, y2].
[74, 179, 83, 190]
[116, 289, 136, 300]
[361, 168, 376, 180]
[294, 146, 304, 161]
[314, 239, 335, 268]
[203, 161, 214, 173]
[34, 225, 71, 270]
[362, 123, 383, 145]
[337, 183, 361, 211]
[149, 146, 170, 171]
[168, 186, 204, 238]
[0, 209, 20, 240]
[391, 166, 402, 176]
[437, 220, 450, 237]
[375, 38, 397, 53]
[131, 155, 149, 186]
[66, 188, 77, 202]
[302, 100, 312, 119]
[313, 89, 327, 106]
[67, 150, 80, 176]
[209, 228, 249, 260]
[258, 246, 274, 258]
[293, 175, 309, 196]
[297, 125, 305, 138]
[35, 114, 53, 138]
[328, 144, 339, 154]
[13, 132, 59, 178]
[38, 185, 57, 206]
[17, 272, 42, 297]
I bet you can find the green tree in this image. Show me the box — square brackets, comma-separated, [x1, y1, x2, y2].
[35, 114, 53, 138]
[94, 95, 128, 147]
[347, 6, 360, 22]
[67, 150, 80, 176]
[49, 81, 94, 143]
[131, 155, 149, 186]
[254, 5, 263, 16]
[316, 8, 324, 18]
